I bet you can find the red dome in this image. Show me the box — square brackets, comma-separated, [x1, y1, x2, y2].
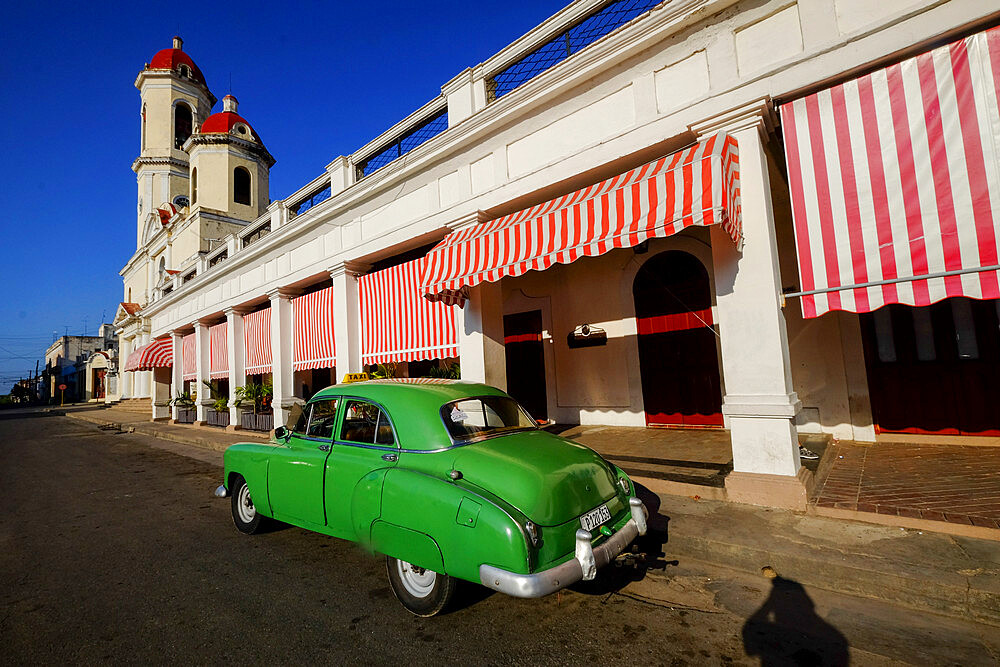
[200, 111, 254, 135]
[149, 47, 206, 86]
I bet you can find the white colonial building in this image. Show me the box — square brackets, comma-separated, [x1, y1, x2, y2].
[118, 0, 1000, 509]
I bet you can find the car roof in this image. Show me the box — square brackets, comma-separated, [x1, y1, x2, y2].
[309, 380, 510, 450]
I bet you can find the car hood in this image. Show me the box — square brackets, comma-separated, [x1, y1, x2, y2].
[450, 429, 620, 526]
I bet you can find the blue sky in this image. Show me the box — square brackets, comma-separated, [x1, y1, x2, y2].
[0, 0, 568, 388]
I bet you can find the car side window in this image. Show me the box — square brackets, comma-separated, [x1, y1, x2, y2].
[289, 403, 310, 435]
[340, 400, 395, 446]
[306, 399, 339, 439]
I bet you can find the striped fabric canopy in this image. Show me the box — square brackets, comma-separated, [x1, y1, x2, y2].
[781, 25, 1000, 318]
[209, 322, 228, 380]
[181, 333, 196, 381]
[420, 132, 741, 304]
[361, 257, 459, 365]
[293, 287, 336, 371]
[123, 337, 172, 372]
[244, 308, 272, 375]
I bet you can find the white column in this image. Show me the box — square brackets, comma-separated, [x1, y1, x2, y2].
[269, 289, 298, 428]
[169, 331, 183, 421]
[119, 335, 133, 399]
[326, 156, 355, 196]
[457, 282, 507, 390]
[151, 366, 171, 421]
[693, 101, 810, 510]
[329, 262, 368, 376]
[226, 307, 246, 431]
[194, 320, 212, 424]
[442, 67, 487, 127]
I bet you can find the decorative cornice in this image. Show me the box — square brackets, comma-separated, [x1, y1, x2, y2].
[689, 97, 776, 141]
[184, 133, 276, 168]
[445, 210, 487, 232]
[328, 261, 371, 279]
[131, 155, 190, 173]
[267, 287, 301, 300]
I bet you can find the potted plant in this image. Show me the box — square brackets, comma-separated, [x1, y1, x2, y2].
[202, 380, 231, 427]
[170, 390, 196, 423]
[234, 379, 274, 432]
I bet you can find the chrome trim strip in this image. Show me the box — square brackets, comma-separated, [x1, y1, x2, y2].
[479, 518, 640, 599]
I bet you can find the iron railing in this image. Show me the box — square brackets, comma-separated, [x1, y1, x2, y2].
[488, 0, 663, 100]
[208, 250, 228, 268]
[291, 185, 332, 216]
[242, 222, 271, 249]
[355, 108, 449, 179]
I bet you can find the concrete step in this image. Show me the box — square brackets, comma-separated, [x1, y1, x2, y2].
[643, 490, 1000, 627]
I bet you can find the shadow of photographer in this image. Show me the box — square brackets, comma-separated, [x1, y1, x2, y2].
[743, 575, 850, 666]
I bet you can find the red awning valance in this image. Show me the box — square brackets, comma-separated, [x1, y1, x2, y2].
[209, 322, 228, 380]
[781, 25, 1000, 318]
[123, 337, 172, 372]
[420, 132, 741, 304]
[181, 333, 196, 381]
[361, 257, 459, 365]
[244, 308, 272, 375]
[293, 287, 336, 372]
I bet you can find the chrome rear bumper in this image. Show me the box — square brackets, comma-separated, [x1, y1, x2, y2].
[479, 497, 648, 599]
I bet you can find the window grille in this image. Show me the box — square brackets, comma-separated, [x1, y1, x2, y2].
[355, 108, 448, 179]
[488, 0, 663, 100]
[291, 185, 332, 216]
[242, 222, 272, 249]
[209, 250, 228, 268]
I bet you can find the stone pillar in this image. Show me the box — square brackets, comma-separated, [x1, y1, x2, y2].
[269, 289, 298, 428]
[136, 331, 151, 400]
[457, 282, 507, 390]
[326, 156, 355, 196]
[442, 67, 488, 127]
[194, 320, 212, 424]
[268, 199, 289, 231]
[169, 331, 183, 422]
[330, 262, 368, 376]
[692, 100, 811, 510]
[226, 307, 247, 431]
[151, 365, 171, 421]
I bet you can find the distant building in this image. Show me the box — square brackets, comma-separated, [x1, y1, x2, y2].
[44, 324, 117, 402]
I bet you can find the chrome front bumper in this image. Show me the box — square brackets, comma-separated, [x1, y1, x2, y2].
[480, 497, 648, 599]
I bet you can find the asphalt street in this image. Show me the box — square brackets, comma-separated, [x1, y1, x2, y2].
[1, 415, 997, 665]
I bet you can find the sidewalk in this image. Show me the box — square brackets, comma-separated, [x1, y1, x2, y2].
[61, 410, 1000, 627]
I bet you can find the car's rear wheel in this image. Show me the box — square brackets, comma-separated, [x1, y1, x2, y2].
[385, 556, 456, 617]
[231, 474, 265, 534]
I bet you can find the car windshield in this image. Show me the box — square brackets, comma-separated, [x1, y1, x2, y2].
[441, 396, 537, 442]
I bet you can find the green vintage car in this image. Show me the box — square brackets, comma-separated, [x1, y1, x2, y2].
[216, 379, 647, 616]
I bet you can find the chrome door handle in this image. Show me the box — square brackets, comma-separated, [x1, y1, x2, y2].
[318, 444, 330, 452]
[381, 453, 398, 462]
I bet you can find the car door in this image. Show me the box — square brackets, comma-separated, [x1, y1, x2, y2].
[267, 397, 339, 526]
[323, 398, 399, 540]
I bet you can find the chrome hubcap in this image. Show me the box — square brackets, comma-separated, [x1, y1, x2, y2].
[396, 560, 436, 598]
[237, 484, 256, 524]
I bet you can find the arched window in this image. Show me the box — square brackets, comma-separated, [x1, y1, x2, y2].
[128, 288, 132, 302]
[191, 167, 197, 205]
[141, 104, 147, 151]
[234, 167, 251, 205]
[158, 257, 166, 282]
[174, 103, 193, 149]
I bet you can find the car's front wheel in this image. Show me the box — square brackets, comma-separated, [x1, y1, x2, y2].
[385, 556, 456, 617]
[230, 474, 266, 534]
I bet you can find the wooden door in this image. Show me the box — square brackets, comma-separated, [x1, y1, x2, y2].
[633, 251, 723, 427]
[503, 310, 548, 422]
[94, 370, 106, 399]
[861, 298, 1000, 436]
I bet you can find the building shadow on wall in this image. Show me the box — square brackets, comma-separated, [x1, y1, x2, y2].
[742, 576, 850, 666]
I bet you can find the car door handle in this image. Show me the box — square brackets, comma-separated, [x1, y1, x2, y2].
[318, 444, 330, 452]
[381, 453, 398, 462]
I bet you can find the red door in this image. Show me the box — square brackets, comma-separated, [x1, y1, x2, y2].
[633, 251, 722, 427]
[503, 310, 548, 423]
[94, 370, 106, 399]
[861, 298, 1000, 436]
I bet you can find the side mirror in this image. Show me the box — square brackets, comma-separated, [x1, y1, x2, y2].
[274, 426, 288, 440]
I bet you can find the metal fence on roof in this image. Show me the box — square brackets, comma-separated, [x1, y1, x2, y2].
[488, 0, 663, 100]
[355, 108, 449, 179]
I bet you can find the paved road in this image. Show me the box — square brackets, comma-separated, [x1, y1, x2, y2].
[1, 416, 997, 665]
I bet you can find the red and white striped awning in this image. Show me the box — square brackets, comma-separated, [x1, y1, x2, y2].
[123, 337, 172, 372]
[181, 333, 196, 381]
[420, 132, 741, 304]
[781, 25, 1000, 318]
[209, 322, 228, 380]
[244, 308, 272, 375]
[293, 287, 336, 371]
[361, 257, 459, 364]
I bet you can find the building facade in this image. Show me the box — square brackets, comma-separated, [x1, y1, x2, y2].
[119, 0, 1000, 509]
[44, 324, 116, 403]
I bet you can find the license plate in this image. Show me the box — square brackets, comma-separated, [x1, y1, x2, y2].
[580, 504, 612, 532]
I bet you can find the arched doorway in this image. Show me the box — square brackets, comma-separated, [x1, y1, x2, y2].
[633, 250, 723, 427]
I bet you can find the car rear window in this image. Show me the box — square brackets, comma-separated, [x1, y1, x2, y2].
[441, 396, 536, 442]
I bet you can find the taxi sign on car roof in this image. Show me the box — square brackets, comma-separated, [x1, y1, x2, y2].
[342, 372, 370, 384]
